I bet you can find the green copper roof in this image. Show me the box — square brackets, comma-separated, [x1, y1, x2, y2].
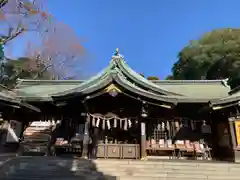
[151, 79, 230, 99]
[50, 69, 180, 103]
[0, 85, 40, 112]
[50, 57, 182, 97]
[228, 85, 240, 95]
[115, 58, 182, 96]
[15, 79, 83, 101]
[14, 55, 231, 104]
[210, 91, 240, 106]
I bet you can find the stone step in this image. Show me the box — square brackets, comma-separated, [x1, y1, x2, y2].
[101, 172, 240, 179]
[97, 165, 240, 172]
[4, 176, 240, 180]
[93, 159, 239, 167]
[3, 157, 240, 180]
[93, 160, 240, 170]
[15, 158, 238, 169]
[114, 177, 240, 180]
[98, 168, 240, 176]
[95, 165, 239, 172]
[96, 164, 231, 170]
[12, 167, 240, 178]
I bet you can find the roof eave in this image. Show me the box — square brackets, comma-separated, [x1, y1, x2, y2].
[0, 96, 41, 112]
[18, 101, 41, 112]
[210, 97, 240, 106]
[176, 99, 213, 103]
[113, 74, 178, 104]
[52, 74, 114, 98]
[52, 71, 178, 105]
[17, 96, 53, 102]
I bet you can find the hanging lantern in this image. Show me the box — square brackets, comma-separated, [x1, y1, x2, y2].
[141, 102, 148, 118]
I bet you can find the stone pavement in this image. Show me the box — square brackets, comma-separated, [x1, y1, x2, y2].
[0, 156, 115, 180]
[0, 153, 17, 166]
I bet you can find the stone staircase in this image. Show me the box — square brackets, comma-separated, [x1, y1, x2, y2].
[93, 159, 240, 180]
[2, 157, 240, 180]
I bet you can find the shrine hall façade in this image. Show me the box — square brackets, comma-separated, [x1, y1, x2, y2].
[1, 50, 240, 162]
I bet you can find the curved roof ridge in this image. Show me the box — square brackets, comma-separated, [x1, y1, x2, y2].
[15, 59, 115, 88]
[151, 79, 228, 84]
[17, 79, 84, 83]
[229, 85, 240, 95]
[114, 57, 183, 96]
[51, 69, 120, 97]
[15, 79, 84, 88]
[210, 94, 240, 106]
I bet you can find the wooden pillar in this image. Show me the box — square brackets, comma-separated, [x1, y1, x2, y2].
[140, 121, 146, 159]
[82, 119, 89, 158]
[228, 117, 237, 149]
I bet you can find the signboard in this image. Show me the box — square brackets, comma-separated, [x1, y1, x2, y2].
[235, 120, 240, 147]
[30, 121, 52, 127]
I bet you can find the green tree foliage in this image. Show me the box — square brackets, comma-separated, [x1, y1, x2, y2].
[147, 76, 160, 80]
[0, 42, 3, 60]
[165, 75, 174, 80]
[169, 28, 240, 88]
[2, 57, 52, 88]
[0, 0, 7, 8]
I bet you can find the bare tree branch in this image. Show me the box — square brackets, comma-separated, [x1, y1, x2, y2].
[1, 0, 88, 81]
[1, 0, 51, 45]
[2, 28, 24, 45]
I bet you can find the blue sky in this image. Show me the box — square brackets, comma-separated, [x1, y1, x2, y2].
[11, 0, 240, 79]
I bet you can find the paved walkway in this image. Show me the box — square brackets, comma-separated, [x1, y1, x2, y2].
[0, 156, 116, 180]
[0, 153, 16, 165]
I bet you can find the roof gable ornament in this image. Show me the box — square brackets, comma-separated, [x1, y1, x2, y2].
[112, 48, 124, 59]
[104, 83, 122, 97]
[222, 78, 230, 88]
